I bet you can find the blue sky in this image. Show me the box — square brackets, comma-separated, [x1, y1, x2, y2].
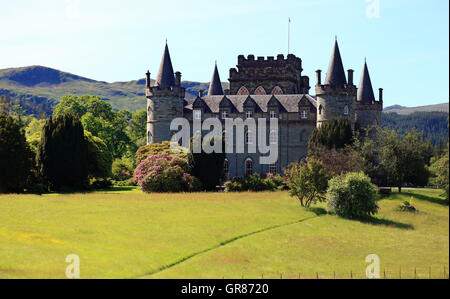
[0, 0, 448, 107]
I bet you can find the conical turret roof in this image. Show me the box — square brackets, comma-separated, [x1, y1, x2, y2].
[357, 60, 376, 103]
[156, 42, 176, 88]
[325, 39, 347, 86]
[208, 62, 224, 96]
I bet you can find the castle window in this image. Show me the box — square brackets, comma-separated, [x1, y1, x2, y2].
[147, 131, 152, 144]
[270, 111, 278, 119]
[319, 105, 323, 115]
[270, 130, 278, 145]
[344, 105, 349, 116]
[245, 158, 253, 177]
[237, 86, 250, 95]
[300, 110, 309, 119]
[245, 131, 254, 145]
[269, 163, 277, 174]
[246, 110, 253, 119]
[271, 86, 284, 95]
[221, 110, 229, 119]
[224, 159, 229, 180]
[254, 86, 267, 95]
[194, 110, 202, 120]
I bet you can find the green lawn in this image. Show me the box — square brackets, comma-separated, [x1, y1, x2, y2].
[0, 188, 448, 279]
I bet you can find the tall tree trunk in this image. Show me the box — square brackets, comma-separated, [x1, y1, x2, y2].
[398, 186, 402, 193]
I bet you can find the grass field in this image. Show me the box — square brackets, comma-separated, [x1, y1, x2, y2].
[0, 188, 448, 279]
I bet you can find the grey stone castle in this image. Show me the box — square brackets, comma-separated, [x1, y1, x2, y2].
[145, 40, 383, 179]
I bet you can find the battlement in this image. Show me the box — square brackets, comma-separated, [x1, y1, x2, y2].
[237, 53, 302, 66]
[315, 84, 356, 97]
[355, 99, 383, 110]
[147, 85, 185, 99]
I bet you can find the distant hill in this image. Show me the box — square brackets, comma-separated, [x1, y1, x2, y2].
[0, 66, 228, 115]
[384, 103, 449, 115]
[382, 111, 449, 145]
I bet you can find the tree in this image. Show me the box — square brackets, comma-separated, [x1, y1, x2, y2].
[285, 159, 330, 207]
[327, 172, 379, 219]
[0, 114, 33, 193]
[378, 128, 430, 192]
[37, 114, 89, 191]
[309, 145, 365, 177]
[308, 118, 353, 152]
[188, 136, 226, 191]
[129, 110, 147, 148]
[85, 131, 113, 179]
[53, 95, 132, 158]
[430, 143, 449, 201]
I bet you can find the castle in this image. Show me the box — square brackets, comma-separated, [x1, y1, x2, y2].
[145, 39, 383, 179]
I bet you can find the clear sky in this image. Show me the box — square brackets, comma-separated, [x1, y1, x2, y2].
[0, 0, 448, 107]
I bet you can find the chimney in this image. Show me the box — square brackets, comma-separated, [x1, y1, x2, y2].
[347, 69, 354, 86]
[175, 71, 182, 87]
[146, 70, 151, 88]
[379, 88, 383, 102]
[316, 70, 322, 86]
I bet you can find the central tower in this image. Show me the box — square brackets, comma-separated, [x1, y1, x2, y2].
[146, 43, 185, 144]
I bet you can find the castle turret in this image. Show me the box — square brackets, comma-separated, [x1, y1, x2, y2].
[208, 62, 224, 96]
[355, 60, 383, 130]
[146, 42, 185, 144]
[315, 39, 356, 128]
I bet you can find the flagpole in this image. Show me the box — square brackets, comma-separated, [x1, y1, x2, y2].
[288, 17, 291, 55]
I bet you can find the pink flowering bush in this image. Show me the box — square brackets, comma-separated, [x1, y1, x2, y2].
[134, 153, 202, 193]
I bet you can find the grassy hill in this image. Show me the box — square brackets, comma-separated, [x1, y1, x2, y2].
[384, 103, 449, 115]
[0, 189, 448, 279]
[0, 66, 227, 115]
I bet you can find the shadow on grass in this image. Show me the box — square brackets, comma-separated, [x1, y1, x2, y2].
[402, 191, 449, 207]
[357, 216, 414, 230]
[307, 207, 327, 216]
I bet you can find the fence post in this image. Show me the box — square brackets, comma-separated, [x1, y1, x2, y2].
[399, 267, 401, 279]
[444, 266, 446, 279]
[280, 273, 283, 280]
[414, 268, 417, 279]
[383, 269, 386, 279]
[261, 274, 264, 280]
[429, 267, 431, 279]
[350, 270, 353, 279]
[316, 272, 319, 279]
[298, 273, 301, 280]
[334, 271, 336, 279]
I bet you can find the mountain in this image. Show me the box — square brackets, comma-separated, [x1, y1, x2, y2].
[384, 103, 449, 115]
[0, 66, 228, 115]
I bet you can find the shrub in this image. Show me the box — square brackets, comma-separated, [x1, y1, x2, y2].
[135, 141, 187, 165]
[0, 114, 34, 193]
[285, 159, 330, 207]
[112, 158, 133, 181]
[327, 172, 379, 218]
[224, 174, 282, 192]
[134, 153, 201, 193]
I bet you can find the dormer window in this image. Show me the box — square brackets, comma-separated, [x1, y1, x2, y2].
[270, 111, 278, 119]
[300, 110, 309, 119]
[194, 110, 202, 120]
[344, 105, 349, 116]
[222, 110, 229, 120]
[246, 110, 253, 119]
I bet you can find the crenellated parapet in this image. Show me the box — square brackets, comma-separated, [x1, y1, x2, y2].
[229, 54, 309, 95]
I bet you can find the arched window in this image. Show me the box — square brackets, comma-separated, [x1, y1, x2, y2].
[344, 105, 349, 116]
[319, 105, 323, 115]
[245, 158, 253, 177]
[224, 159, 229, 179]
[270, 130, 278, 145]
[269, 163, 277, 174]
[245, 130, 254, 145]
[254, 86, 267, 95]
[237, 86, 250, 95]
[271, 86, 284, 95]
